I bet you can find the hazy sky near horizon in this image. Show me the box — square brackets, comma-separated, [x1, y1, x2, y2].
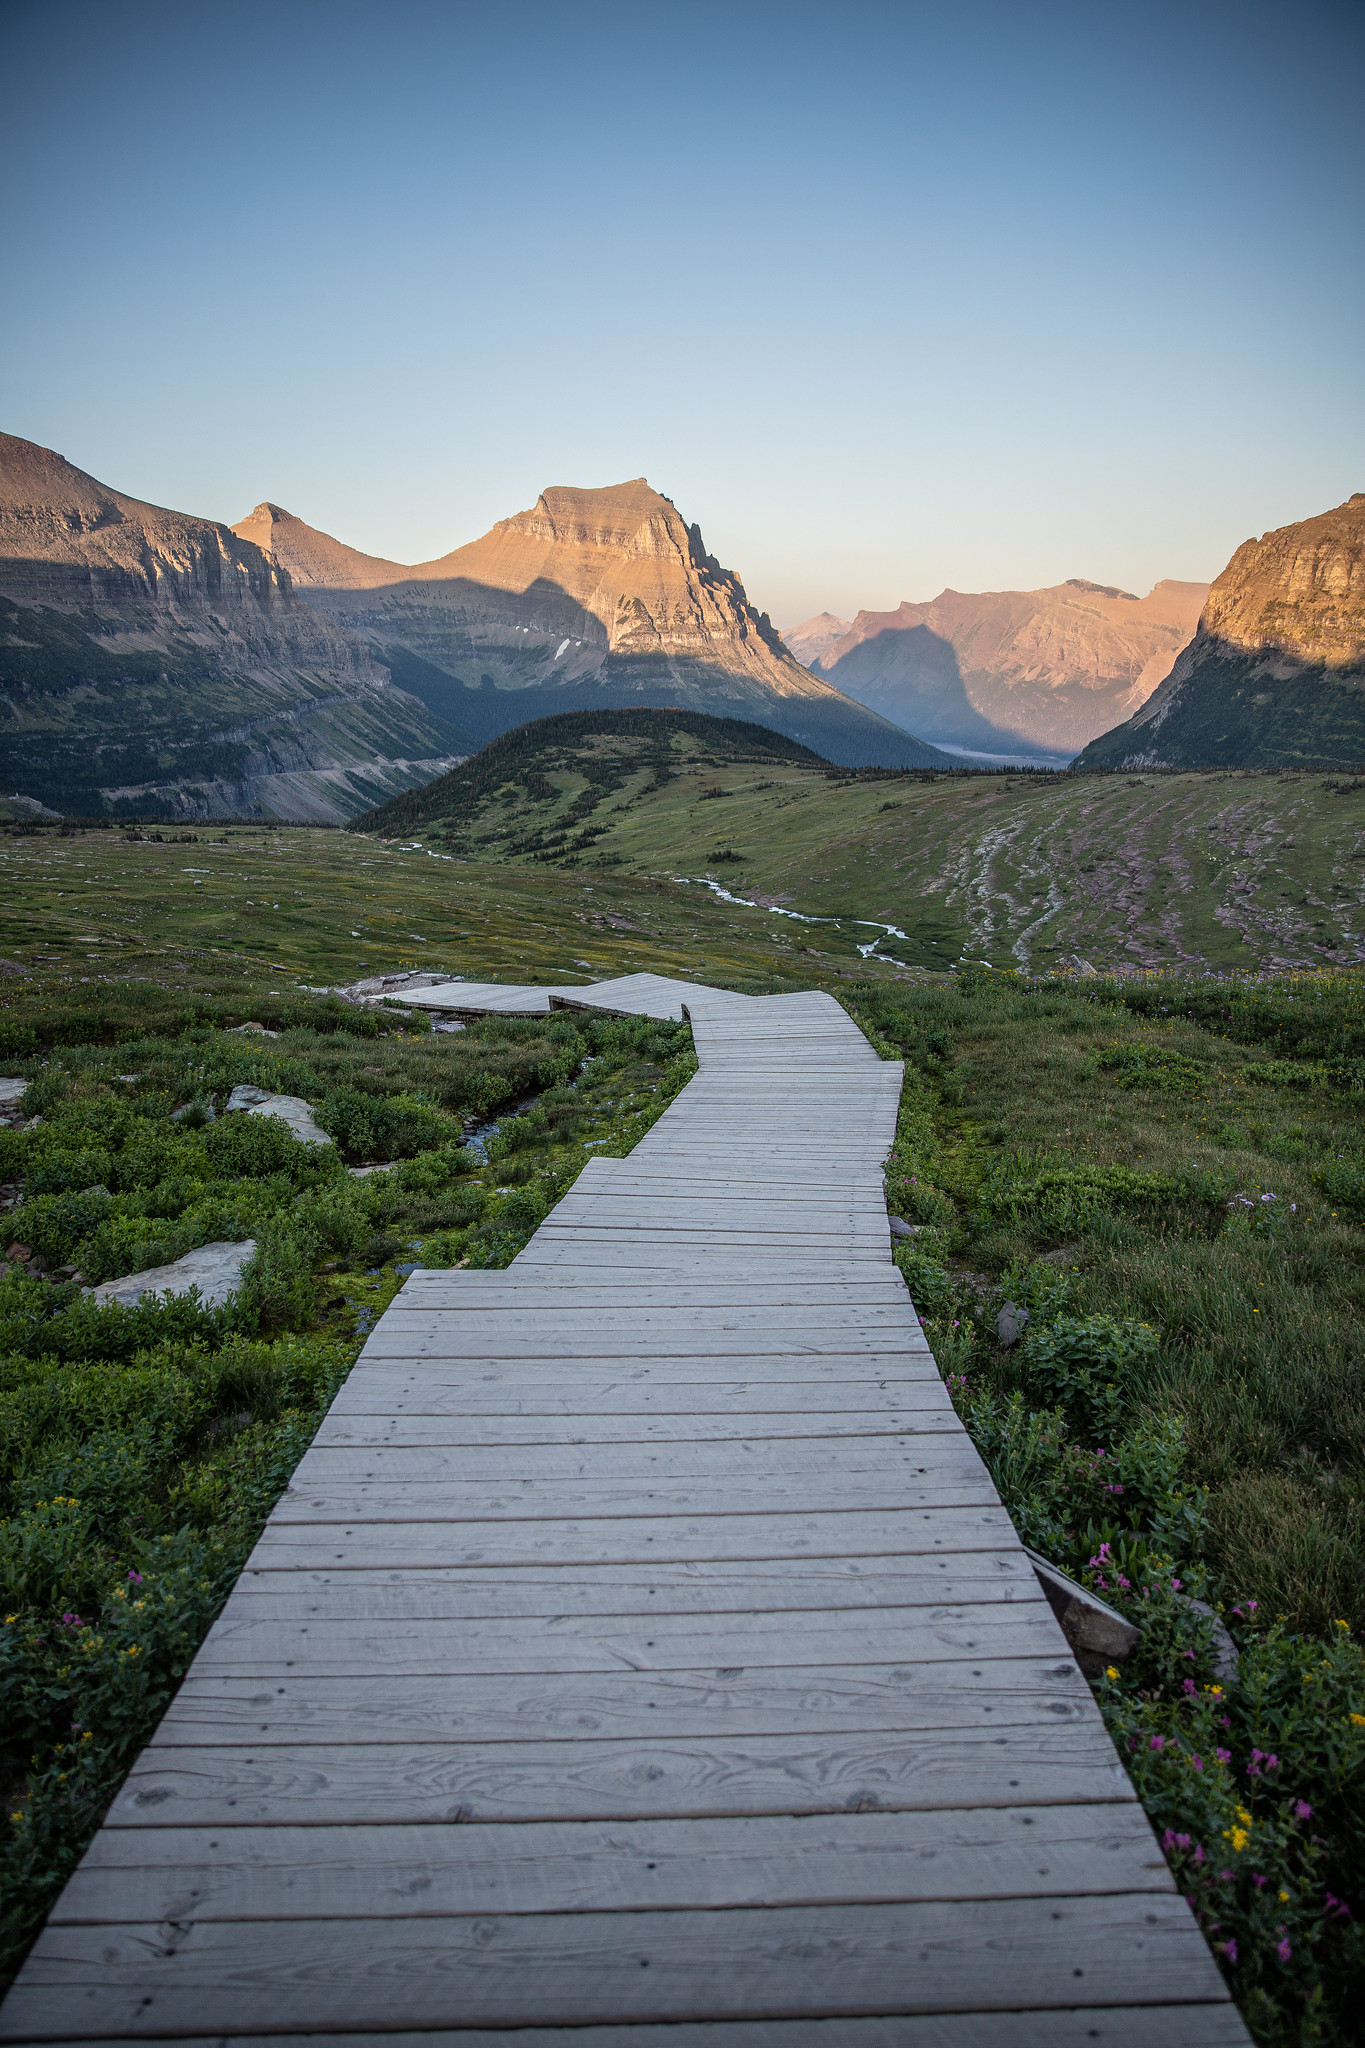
[3, 0, 1362, 626]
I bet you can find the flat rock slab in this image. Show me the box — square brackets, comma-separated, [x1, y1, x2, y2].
[225, 1087, 332, 1146]
[0, 1078, 27, 1107]
[87, 1239, 255, 1310]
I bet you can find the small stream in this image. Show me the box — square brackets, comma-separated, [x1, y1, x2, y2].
[676, 876, 915, 961]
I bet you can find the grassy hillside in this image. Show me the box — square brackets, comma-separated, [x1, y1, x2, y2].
[352, 707, 830, 840]
[357, 717, 1365, 976]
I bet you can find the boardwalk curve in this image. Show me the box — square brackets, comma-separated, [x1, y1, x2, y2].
[0, 977, 1247, 2043]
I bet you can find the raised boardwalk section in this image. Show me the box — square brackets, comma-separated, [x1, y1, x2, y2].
[1, 979, 1246, 2043]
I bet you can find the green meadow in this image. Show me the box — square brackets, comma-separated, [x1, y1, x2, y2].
[0, 785, 1360, 2040]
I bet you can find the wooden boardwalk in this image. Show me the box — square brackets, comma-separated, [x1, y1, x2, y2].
[0, 982, 1248, 2044]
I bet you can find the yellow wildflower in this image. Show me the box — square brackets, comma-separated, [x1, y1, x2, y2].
[1350, 1713, 1365, 1728]
[1205, 1684, 1223, 1696]
[1333, 1619, 1350, 1631]
[1226, 1827, 1250, 1852]
[1105, 1665, 1120, 1680]
[1279, 1890, 1291, 1903]
[3, 1615, 16, 1625]
[124, 1645, 141, 1658]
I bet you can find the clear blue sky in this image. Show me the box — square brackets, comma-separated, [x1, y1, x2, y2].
[3, 0, 1361, 624]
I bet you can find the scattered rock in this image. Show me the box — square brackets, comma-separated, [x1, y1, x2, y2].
[888, 1215, 916, 1240]
[229, 1021, 280, 1038]
[348, 1161, 400, 1178]
[996, 1300, 1030, 1347]
[1183, 1596, 1239, 1686]
[1024, 1546, 1142, 1675]
[170, 1099, 216, 1123]
[0, 1079, 27, 1107]
[85, 1239, 256, 1310]
[224, 1086, 332, 1147]
[7, 1242, 31, 1263]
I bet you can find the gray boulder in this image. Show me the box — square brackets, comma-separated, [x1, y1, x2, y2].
[86, 1239, 256, 1310]
[225, 1086, 332, 1147]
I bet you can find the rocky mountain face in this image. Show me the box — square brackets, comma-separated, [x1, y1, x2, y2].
[790, 578, 1207, 759]
[1078, 495, 1365, 770]
[240, 483, 946, 769]
[0, 434, 466, 820]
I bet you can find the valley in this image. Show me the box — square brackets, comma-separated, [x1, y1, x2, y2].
[356, 713, 1365, 977]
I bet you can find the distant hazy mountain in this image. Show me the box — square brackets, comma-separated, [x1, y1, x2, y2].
[0, 433, 466, 820]
[781, 612, 851, 669]
[788, 578, 1207, 759]
[239, 483, 950, 769]
[1078, 495, 1365, 770]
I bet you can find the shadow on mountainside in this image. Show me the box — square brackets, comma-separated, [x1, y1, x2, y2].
[815, 623, 1064, 759]
[1077, 635, 1365, 770]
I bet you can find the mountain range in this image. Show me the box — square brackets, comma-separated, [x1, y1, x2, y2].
[234, 483, 944, 771]
[0, 433, 466, 820]
[784, 577, 1208, 760]
[3, 422, 1360, 817]
[1077, 494, 1365, 769]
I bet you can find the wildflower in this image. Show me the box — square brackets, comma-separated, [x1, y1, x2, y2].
[123, 1645, 141, 1658]
[1279, 1890, 1290, 1903]
[1294, 1800, 1312, 1822]
[1351, 1713, 1365, 1728]
[1215, 1748, 1232, 1765]
[1276, 1937, 1292, 1963]
[1227, 1827, 1249, 1852]
[1253, 1874, 1267, 1890]
[1333, 1618, 1349, 1631]
[1219, 1938, 1238, 1964]
[1150, 1734, 1165, 1751]
[127, 1571, 143, 1586]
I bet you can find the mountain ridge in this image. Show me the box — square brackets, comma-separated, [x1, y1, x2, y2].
[0, 433, 468, 819]
[788, 575, 1207, 758]
[239, 482, 950, 769]
[1077, 494, 1365, 769]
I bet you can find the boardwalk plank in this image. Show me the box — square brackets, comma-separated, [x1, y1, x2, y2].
[56, 1806, 1172, 1922]
[0, 1895, 1228, 2036]
[189, 1603, 1065, 1678]
[104, 1725, 1139, 1828]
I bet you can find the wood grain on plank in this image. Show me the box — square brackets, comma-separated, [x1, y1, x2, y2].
[56, 1805, 1173, 1923]
[152, 1655, 1093, 1747]
[106, 1724, 1140, 1828]
[0, 1895, 1230, 2036]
